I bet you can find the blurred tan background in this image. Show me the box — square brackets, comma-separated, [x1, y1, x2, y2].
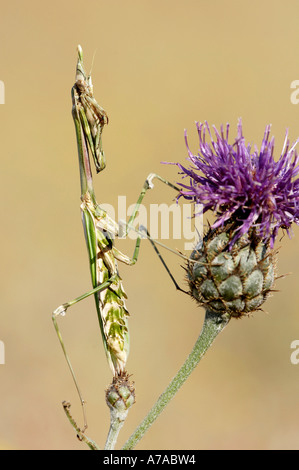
[1, 0, 299, 450]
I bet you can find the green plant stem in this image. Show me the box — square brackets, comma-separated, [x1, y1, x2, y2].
[105, 409, 128, 450]
[122, 309, 230, 450]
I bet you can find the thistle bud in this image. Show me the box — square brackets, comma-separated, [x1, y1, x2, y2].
[187, 222, 276, 317]
[105, 372, 136, 415]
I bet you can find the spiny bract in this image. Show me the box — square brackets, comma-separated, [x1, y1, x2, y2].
[187, 222, 276, 317]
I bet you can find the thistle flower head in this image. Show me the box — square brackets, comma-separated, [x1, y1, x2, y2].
[176, 119, 299, 247]
[168, 120, 299, 317]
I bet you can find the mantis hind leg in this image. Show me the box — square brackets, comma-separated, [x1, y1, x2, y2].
[52, 276, 117, 433]
[113, 226, 188, 294]
[138, 226, 188, 294]
[114, 173, 189, 292]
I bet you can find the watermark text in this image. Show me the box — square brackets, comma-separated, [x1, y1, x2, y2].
[0, 340, 4, 364]
[101, 196, 203, 250]
[290, 340, 299, 364]
[0, 81, 4, 104]
[290, 80, 299, 104]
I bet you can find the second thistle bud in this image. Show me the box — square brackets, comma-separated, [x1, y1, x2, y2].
[105, 372, 136, 449]
[187, 223, 276, 318]
[106, 372, 136, 415]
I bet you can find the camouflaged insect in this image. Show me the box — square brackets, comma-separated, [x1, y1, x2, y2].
[73, 45, 108, 173]
[72, 47, 131, 375]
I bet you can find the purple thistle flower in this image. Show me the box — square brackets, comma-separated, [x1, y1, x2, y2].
[173, 119, 299, 247]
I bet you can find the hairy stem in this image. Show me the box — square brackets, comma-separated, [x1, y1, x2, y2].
[105, 410, 128, 450]
[122, 309, 230, 450]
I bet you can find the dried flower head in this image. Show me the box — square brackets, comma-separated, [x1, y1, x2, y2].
[176, 119, 299, 247]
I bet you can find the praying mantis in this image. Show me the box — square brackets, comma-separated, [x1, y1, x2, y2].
[52, 45, 189, 433]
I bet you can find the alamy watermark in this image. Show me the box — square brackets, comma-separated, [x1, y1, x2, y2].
[290, 340, 299, 364]
[0, 80, 4, 104]
[0, 340, 4, 364]
[101, 197, 203, 251]
[290, 80, 299, 104]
